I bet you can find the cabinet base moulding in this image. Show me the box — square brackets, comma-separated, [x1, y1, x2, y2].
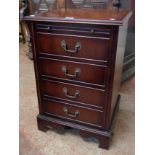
[37, 95, 120, 149]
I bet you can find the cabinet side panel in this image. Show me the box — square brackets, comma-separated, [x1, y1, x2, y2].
[27, 22, 43, 113]
[109, 21, 129, 124]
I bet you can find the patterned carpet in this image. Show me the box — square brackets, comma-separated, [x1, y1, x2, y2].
[19, 43, 135, 155]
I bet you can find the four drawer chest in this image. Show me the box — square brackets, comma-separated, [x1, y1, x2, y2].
[23, 9, 132, 149]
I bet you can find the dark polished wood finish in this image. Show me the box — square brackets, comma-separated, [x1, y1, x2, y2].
[36, 32, 110, 61]
[23, 8, 131, 149]
[42, 99, 103, 128]
[41, 79, 106, 109]
[24, 9, 131, 25]
[38, 58, 108, 85]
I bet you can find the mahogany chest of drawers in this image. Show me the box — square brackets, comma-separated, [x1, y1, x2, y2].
[23, 9, 132, 149]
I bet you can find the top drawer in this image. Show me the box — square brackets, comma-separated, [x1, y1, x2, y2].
[36, 33, 110, 61]
[35, 23, 112, 61]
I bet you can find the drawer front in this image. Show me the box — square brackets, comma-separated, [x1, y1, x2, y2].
[41, 80, 105, 108]
[36, 33, 110, 61]
[42, 100, 103, 128]
[38, 58, 107, 86]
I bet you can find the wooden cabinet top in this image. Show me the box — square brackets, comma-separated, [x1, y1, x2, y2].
[23, 9, 132, 26]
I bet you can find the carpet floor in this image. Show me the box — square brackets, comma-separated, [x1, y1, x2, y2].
[19, 43, 135, 155]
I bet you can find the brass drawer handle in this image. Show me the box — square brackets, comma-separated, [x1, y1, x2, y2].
[61, 40, 81, 53]
[63, 87, 80, 99]
[63, 106, 80, 118]
[61, 66, 81, 78]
